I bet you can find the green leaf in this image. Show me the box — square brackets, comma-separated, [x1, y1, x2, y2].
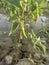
[29, 31, 46, 55]
[6, 0, 20, 8]
[35, 37, 46, 55]
[38, 0, 46, 8]
[27, 0, 31, 4]
[9, 10, 13, 17]
[21, 26, 27, 38]
[32, 30, 36, 38]
[9, 21, 18, 36]
[9, 14, 18, 22]
[37, 42, 46, 56]
[28, 33, 34, 43]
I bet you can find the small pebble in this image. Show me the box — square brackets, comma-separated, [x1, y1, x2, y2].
[5, 55, 13, 64]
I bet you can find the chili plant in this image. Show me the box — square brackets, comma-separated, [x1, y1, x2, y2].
[0, 0, 46, 55]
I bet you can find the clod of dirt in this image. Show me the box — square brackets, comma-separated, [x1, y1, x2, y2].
[5, 55, 13, 64]
[16, 58, 35, 65]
